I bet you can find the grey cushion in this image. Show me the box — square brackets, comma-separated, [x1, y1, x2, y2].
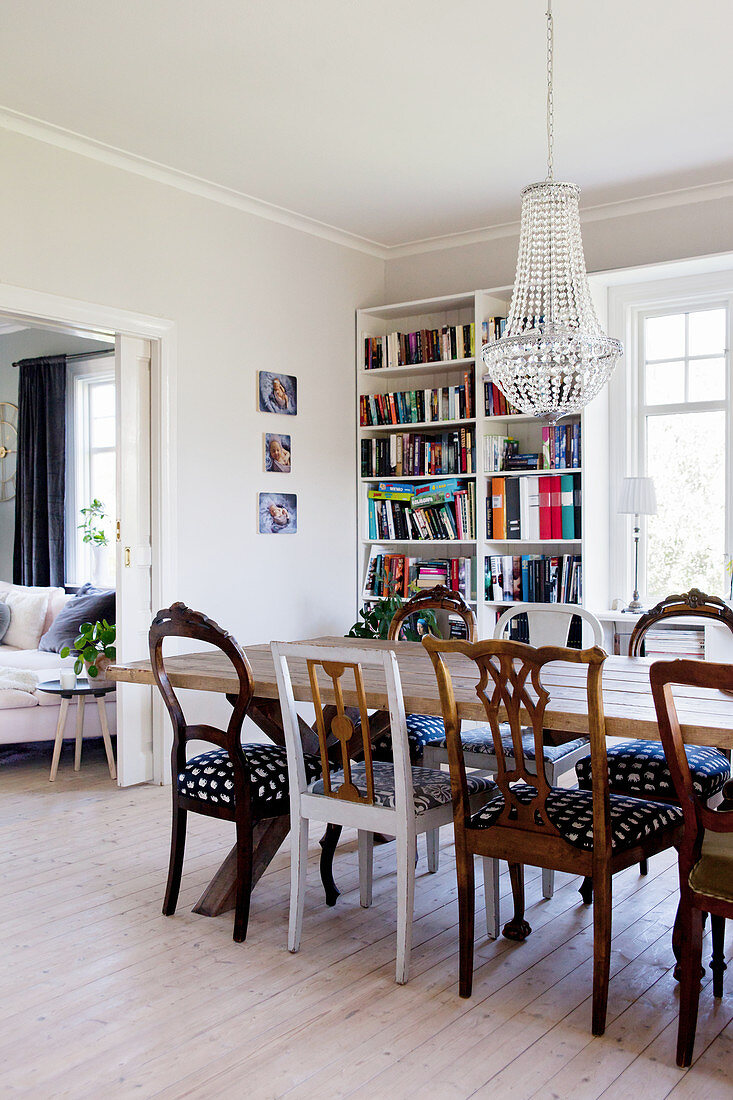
[312, 760, 497, 816]
[39, 584, 115, 653]
[0, 599, 10, 643]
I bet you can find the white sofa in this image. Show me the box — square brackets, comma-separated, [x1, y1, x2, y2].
[0, 583, 117, 747]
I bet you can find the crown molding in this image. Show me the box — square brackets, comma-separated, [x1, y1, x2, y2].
[0, 106, 388, 259]
[2, 104, 733, 263]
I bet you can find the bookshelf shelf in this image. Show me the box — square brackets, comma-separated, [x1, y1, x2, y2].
[360, 418, 476, 433]
[356, 285, 610, 628]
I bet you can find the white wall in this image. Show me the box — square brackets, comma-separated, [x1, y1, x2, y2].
[0, 328, 111, 581]
[0, 129, 384, 658]
[384, 195, 733, 302]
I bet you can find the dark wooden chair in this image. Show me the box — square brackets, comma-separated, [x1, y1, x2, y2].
[150, 603, 322, 942]
[650, 658, 733, 1066]
[576, 589, 731, 887]
[423, 635, 684, 1035]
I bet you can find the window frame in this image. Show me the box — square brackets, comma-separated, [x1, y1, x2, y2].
[65, 358, 117, 587]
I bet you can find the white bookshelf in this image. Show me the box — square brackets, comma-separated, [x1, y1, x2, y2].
[355, 286, 611, 635]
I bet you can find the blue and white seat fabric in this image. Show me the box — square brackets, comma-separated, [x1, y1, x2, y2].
[471, 784, 683, 854]
[178, 744, 322, 816]
[312, 760, 496, 816]
[372, 714, 447, 763]
[575, 741, 730, 802]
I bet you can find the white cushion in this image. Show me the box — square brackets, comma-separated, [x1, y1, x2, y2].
[0, 581, 66, 634]
[0, 647, 71, 671]
[0, 591, 51, 650]
[0, 689, 38, 710]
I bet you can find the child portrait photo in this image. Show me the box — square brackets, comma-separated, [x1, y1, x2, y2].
[258, 492, 297, 534]
[258, 371, 297, 415]
[264, 433, 291, 472]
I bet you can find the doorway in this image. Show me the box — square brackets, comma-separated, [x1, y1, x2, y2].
[0, 285, 176, 786]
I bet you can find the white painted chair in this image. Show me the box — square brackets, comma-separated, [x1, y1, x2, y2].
[423, 603, 604, 936]
[271, 640, 497, 984]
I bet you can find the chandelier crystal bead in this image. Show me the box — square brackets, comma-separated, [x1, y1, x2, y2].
[482, 4, 622, 423]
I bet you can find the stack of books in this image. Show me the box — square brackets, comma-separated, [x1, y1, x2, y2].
[364, 552, 474, 601]
[542, 423, 581, 469]
[360, 374, 474, 426]
[363, 323, 475, 370]
[361, 429, 476, 478]
[485, 554, 582, 603]
[367, 480, 476, 541]
[487, 474, 581, 541]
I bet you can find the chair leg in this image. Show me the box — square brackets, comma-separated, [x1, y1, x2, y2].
[289, 817, 309, 953]
[677, 905, 704, 1067]
[579, 876, 593, 904]
[503, 863, 531, 941]
[455, 843, 475, 997]
[542, 868, 554, 899]
[395, 832, 416, 985]
[358, 830, 374, 908]
[483, 857, 500, 940]
[426, 828, 440, 873]
[710, 914, 727, 998]
[591, 867, 612, 1036]
[162, 802, 187, 916]
[232, 817, 253, 943]
[639, 858, 649, 876]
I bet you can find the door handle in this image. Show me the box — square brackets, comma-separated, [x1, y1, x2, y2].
[124, 547, 131, 568]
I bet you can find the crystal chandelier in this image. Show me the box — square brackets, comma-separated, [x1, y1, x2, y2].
[482, 1, 622, 423]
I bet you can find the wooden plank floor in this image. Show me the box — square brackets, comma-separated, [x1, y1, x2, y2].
[2, 745, 732, 1100]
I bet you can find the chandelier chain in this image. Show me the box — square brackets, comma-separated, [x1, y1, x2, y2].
[546, 1, 554, 181]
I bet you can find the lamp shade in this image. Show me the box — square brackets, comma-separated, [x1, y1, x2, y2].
[618, 477, 657, 517]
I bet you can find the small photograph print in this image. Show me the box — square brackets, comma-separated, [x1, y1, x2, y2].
[259, 371, 297, 415]
[259, 492, 297, 534]
[264, 433, 291, 473]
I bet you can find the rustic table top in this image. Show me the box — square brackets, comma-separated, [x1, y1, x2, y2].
[108, 636, 733, 749]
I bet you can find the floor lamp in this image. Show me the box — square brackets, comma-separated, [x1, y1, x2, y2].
[618, 477, 657, 613]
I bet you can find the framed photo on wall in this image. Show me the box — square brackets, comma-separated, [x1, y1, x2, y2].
[258, 371, 297, 416]
[259, 492, 297, 534]
[264, 433, 291, 472]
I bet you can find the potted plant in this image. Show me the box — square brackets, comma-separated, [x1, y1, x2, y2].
[347, 594, 439, 640]
[79, 498, 109, 585]
[60, 620, 116, 684]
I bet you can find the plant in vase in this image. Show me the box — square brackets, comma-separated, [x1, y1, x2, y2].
[347, 593, 439, 640]
[60, 620, 116, 683]
[79, 498, 110, 586]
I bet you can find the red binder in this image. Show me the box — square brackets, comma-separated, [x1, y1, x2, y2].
[550, 474, 562, 539]
[538, 477, 552, 540]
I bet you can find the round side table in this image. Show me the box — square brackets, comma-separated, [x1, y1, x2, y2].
[37, 680, 117, 782]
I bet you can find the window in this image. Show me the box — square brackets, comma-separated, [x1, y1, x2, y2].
[66, 361, 116, 587]
[639, 306, 730, 600]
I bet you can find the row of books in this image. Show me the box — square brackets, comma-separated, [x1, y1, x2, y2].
[484, 380, 520, 417]
[363, 323, 476, 370]
[542, 422, 581, 469]
[360, 375, 474, 427]
[364, 551, 474, 601]
[488, 474, 581, 541]
[485, 554, 582, 604]
[484, 434, 581, 473]
[367, 480, 476, 541]
[481, 318, 507, 344]
[361, 428, 476, 478]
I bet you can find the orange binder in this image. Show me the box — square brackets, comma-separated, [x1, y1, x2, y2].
[491, 477, 506, 539]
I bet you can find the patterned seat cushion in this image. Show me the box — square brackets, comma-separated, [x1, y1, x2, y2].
[429, 726, 589, 765]
[311, 760, 497, 816]
[471, 784, 683, 853]
[372, 714, 448, 763]
[575, 741, 730, 802]
[178, 744, 322, 816]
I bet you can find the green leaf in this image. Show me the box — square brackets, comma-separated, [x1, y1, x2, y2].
[73, 658, 83, 675]
[87, 664, 99, 677]
[82, 646, 98, 662]
[60, 646, 70, 658]
[105, 646, 116, 660]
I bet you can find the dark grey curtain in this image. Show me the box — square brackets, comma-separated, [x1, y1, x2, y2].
[13, 356, 67, 587]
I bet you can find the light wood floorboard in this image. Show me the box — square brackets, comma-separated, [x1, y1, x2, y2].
[2, 745, 731, 1099]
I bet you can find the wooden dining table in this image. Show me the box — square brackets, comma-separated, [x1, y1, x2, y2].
[109, 636, 733, 920]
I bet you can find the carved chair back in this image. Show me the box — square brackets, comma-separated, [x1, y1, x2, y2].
[388, 584, 477, 643]
[422, 636, 609, 846]
[650, 658, 733, 872]
[629, 589, 733, 657]
[272, 641, 413, 814]
[149, 603, 254, 803]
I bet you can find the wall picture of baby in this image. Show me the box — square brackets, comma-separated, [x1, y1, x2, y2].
[258, 371, 297, 416]
[264, 433, 291, 473]
[259, 492, 297, 534]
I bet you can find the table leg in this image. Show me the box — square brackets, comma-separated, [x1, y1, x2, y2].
[74, 695, 85, 771]
[96, 696, 117, 781]
[49, 698, 70, 782]
[192, 814, 291, 916]
[320, 824, 343, 907]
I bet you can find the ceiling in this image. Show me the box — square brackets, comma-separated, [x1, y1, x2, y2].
[1, 0, 732, 251]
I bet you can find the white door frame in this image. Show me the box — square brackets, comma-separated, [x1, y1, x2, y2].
[0, 283, 177, 784]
